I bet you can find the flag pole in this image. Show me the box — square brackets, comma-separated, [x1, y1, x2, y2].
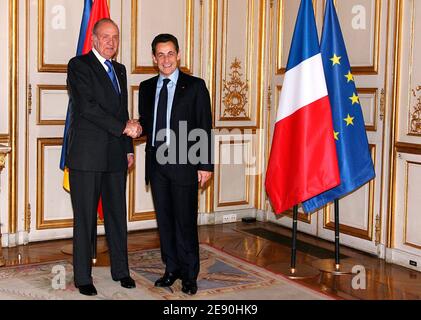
[334, 199, 340, 270]
[291, 205, 299, 273]
[274, 206, 320, 280]
[311, 199, 353, 275]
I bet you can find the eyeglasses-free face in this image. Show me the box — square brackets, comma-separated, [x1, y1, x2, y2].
[152, 41, 181, 77]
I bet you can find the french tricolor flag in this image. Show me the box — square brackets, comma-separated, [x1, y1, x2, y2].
[265, 0, 340, 214]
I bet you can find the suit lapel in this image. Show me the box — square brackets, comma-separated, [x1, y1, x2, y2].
[88, 51, 121, 106]
[149, 76, 158, 115]
[113, 61, 126, 108]
[172, 71, 187, 108]
[170, 71, 188, 127]
[146, 77, 158, 146]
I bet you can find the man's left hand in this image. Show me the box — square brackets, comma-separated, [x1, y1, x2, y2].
[127, 154, 135, 169]
[198, 170, 212, 188]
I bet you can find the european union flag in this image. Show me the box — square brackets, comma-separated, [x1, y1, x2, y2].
[302, 0, 375, 213]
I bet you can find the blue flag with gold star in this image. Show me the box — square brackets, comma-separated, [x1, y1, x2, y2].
[302, 0, 375, 213]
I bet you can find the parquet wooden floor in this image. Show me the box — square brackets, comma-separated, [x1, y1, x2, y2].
[1, 221, 420, 300]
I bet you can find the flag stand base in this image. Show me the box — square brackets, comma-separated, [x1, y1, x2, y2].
[311, 258, 354, 275]
[269, 262, 320, 279]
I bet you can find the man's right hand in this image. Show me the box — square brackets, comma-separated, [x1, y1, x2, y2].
[123, 120, 142, 138]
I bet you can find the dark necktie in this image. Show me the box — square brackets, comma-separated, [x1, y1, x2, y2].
[104, 60, 120, 94]
[155, 78, 171, 146]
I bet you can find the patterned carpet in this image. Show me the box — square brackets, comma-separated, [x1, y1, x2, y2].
[0, 244, 330, 300]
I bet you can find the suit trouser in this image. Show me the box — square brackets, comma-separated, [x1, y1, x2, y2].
[149, 162, 200, 282]
[69, 169, 129, 286]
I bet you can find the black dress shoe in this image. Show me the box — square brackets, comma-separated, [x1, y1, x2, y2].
[119, 276, 136, 289]
[154, 272, 180, 287]
[77, 284, 97, 296]
[181, 280, 198, 295]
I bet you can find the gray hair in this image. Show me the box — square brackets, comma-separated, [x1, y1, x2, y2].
[92, 18, 119, 35]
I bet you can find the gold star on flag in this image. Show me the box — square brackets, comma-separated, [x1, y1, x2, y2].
[345, 71, 354, 82]
[349, 93, 360, 105]
[333, 131, 340, 141]
[330, 54, 341, 66]
[344, 114, 355, 126]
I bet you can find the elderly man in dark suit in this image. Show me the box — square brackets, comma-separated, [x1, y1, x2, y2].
[138, 34, 213, 295]
[66, 18, 141, 296]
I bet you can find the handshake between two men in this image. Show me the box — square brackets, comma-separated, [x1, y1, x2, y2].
[123, 119, 142, 138]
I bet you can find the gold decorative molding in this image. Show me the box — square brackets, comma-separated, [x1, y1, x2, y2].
[380, 88, 385, 121]
[128, 137, 156, 222]
[130, 85, 139, 119]
[323, 144, 376, 241]
[0, 146, 10, 267]
[37, 138, 72, 229]
[27, 84, 32, 115]
[275, 0, 284, 74]
[358, 87, 378, 132]
[205, 0, 218, 214]
[217, 0, 262, 127]
[222, 58, 249, 118]
[409, 85, 421, 135]
[396, 142, 421, 155]
[131, 0, 194, 74]
[0, 145, 11, 172]
[377, 0, 391, 250]
[255, 0, 266, 210]
[320, 0, 380, 75]
[9, 0, 18, 235]
[38, 0, 112, 73]
[403, 160, 421, 250]
[38, 0, 65, 73]
[349, 0, 381, 75]
[0, 135, 9, 144]
[37, 84, 68, 125]
[375, 214, 381, 246]
[26, 203, 32, 234]
[0, 154, 6, 171]
[387, 0, 404, 249]
[216, 139, 250, 209]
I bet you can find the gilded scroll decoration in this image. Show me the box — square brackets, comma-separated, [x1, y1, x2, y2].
[410, 86, 421, 135]
[222, 58, 248, 118]
[0, 154, 6, 171]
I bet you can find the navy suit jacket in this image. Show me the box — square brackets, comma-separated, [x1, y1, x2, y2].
[138, 71, 213, 184]
[66, 51, 133, 172]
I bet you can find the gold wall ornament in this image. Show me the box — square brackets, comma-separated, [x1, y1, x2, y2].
[26, 204, 31, 234]
[0, 154, 6, 171]
[222, 58, 249, 118]
[375, 214, 381, 246]
[410, 86, 421, 135]
[380, 88, 385, 121]
[0, 145, 11, 267]
[27, 84, 32, 115]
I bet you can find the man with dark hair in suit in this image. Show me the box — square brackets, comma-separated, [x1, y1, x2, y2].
[66, 18, 141, 296]
[138, 33, 213, 295]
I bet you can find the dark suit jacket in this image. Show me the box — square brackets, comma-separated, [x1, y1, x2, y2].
[65, 51, 133, 172]
[138, 71, 214, 184]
